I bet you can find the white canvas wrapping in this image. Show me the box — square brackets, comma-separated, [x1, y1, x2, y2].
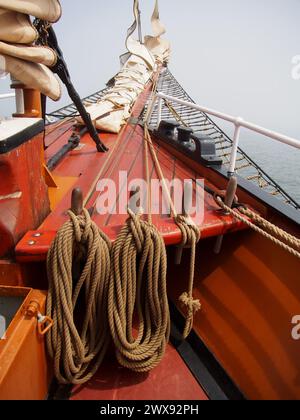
[0, 42, 57, 67]
[0, 8, 38, 44]
[0, 54, 61, 100]
[151, 0, 166, 38]
[144, 0, 171, 64]
[0, 0, 62, 23]
[0, 2, 61, 101]
[79, 0, 170, 133]
[124, 0, 155, 70]
[78, 0, 170, 134]
[80, 54, 152, 133]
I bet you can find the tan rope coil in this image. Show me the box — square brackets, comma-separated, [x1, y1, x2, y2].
[108, 208, 170, 373]
[176, 215, 201, 339]
[215, 196, 300, 259]
[46, 209, 112, 385]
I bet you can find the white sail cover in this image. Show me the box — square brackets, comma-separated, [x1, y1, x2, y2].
[80, 54, 153, 133]
[0, 0, 61, 101]
[0, 0, 62, 23]
[80, 0, 171, 134]
[144, 0, 171, 64]
[0, 8, 38, 44]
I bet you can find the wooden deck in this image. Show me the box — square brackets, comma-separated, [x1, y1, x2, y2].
[71, 342, 208, 401]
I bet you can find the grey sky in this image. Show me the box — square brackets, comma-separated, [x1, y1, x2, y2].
[1, 0, 299, 199]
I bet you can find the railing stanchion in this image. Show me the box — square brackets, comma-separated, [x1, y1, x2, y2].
[15, 89, 25, 115]
[228, 120, 243, 176]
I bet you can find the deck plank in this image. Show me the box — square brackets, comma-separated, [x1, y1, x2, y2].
[71, 343, 208, 401]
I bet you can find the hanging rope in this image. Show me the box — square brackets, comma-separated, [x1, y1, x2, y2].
[108, 208, 170, 373]
[108, 78, 173, 371]
[46, 209, 112, 385]
[176, 215, 201, 339]
[144, 123, 201, 339]
[215, 196, 300, 259]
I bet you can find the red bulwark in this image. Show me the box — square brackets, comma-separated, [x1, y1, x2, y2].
[71, 343, 208, 401]
[0, 131, 49, 258]
[15, 122, 248, 262]
[15, 83, 248, 262]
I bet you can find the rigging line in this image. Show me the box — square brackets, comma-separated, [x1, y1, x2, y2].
[85, 71, 160, 214]
[144, 113, 152, 224]
[216, 197, 300, 259]
[83, 95, 151, 209]
[164, 70, 300, 209]
[144, 123, 201, 339]
[145, 125, 178, 218]
[144, 76, 178, 218]
[144, 75, 160, 224]
[85, 123, 137, 210]
[105, 132, 144, 226]
[143, 129, 226, 200]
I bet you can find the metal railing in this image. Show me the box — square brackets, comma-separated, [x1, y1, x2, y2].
[47, 86, 110, 121]
[50, 68, 300, 209]
[147, 92, 300, 177]
[0, 93, 15, 100]
[145, 69, 299, 209]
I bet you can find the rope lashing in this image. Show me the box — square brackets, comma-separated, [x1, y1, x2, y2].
[215, 196, 300, 259]
[239, 206, 300, 251]
[108, 208, 170, 373]
[46, 208, 112, 385]
[176, 215, 201, 339]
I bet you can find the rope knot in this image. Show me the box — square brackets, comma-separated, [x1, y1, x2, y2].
[179, 292, 201, 340]
[175, 215, 201, 246]
[127, 207, 146, 253]
[179, 292, 201, 314]
[68, 209, 91, 244]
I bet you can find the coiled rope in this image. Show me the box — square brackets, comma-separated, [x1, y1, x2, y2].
[108, 208, 170, 372]
[46, 74, 201, 384]
[107, 77, 170, 373]
[46, 209, 112, 385]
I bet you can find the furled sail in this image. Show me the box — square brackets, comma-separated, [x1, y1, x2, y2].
[0, 8, 38, 44]
[0, 41, 57, 67]
[79, 0, 170, 134]
[0, 0, 61, 101]
[144, 0, 171, 64]
[79, 54, 153, 133]
[124, 0, 155, 70]
[0, 0, 62, 23]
